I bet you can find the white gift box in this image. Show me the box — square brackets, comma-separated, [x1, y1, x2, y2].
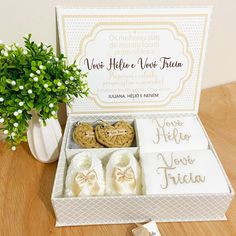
[51, 7, 234, 226]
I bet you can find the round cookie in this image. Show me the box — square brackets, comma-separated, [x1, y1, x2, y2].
[73, 122, 104, 148]
[95, 120, 135, 148]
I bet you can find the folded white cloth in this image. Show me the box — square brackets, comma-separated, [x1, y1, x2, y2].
[135, 116, 208, 152]
[140, 150, 229, 194]
[65, 152, 105, 197]
[106, 150, 141, 195]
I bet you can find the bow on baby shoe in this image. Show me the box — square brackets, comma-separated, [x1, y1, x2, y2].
[73, 169, 100, 196]
[112, 167, 136, 194]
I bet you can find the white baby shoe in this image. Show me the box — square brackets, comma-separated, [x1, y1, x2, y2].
[106, 150, 141, 195]
[65, 152, 105, 197]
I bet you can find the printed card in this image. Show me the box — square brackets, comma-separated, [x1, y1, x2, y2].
[57, 8, 211, 114]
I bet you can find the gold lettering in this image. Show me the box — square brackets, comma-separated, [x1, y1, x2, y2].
[152, 119, 191, 144]
[156, 152, 204, 189]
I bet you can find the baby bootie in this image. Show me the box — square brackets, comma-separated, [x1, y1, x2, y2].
[65, 152, 105, 197]
[105, 150, 141, 195]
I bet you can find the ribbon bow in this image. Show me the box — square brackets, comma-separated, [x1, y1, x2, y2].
[73, 170, 100, 196]
[112, 167, 136, 194]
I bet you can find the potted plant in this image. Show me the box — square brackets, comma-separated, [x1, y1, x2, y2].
[0, 34, 88, 162]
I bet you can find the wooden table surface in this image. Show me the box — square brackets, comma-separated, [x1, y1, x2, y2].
[1, 82, 236, 236]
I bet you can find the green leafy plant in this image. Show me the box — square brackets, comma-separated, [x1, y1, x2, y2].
[0, 34, 89, 150]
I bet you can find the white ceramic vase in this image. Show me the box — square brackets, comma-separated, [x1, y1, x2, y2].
[27, 111, 62, 163]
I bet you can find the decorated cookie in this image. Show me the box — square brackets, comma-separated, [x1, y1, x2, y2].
[73, 122, 104, 148]
[95, 120, 135, 148]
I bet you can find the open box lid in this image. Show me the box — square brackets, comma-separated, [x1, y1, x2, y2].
[57, 7, 212, 115]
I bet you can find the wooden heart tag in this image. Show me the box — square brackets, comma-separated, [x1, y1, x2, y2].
[95, 121, 135, 148]
[73, 122, 104, 148]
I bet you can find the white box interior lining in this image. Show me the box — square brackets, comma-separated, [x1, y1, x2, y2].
[52, 113, 234, 199]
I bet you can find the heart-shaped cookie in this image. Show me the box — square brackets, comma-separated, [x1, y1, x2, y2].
[95, 121, 135, 148]
[73, 122, 104, 148]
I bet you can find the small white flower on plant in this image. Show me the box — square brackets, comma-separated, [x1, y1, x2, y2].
[13, 122, 19, 127]
[55, 57, 59, 62]
[28, 89, 33, 94]
[15, 43, 19, 47]
[3, 51, 8, 57]
[30, 73, 34, 77]
[3, 130, 8, 134]
[0, 97, 4, 102]
[44, 84, 48, 88]
[5, 45, 11, 51]
[51, 111, 56, 115]
[65, 80, 69, 85]
[0, 118, 4, 123]
[11, 146, 16, 151]
[47, 61, 51, 64]
[11, 81, 16, 86]
[76, 71, 80, 75]
[19, 101, 24, 106]
[19, 85, 24, 90]
[36, 70, 40, 75]
[18, 109, 22, 114]
[13, 111, 19, 116]
[49, 103, 54, 108]
[65, 70, 69, 74]
[11, 132, 15, 137]
[23, 50, 27, 55]
[70, 76, 74, 81]
[39, 65, 44, 70]
[57, 82, 62, 87]
[73, 67, 76, 71]
[33, 77, 38, 82]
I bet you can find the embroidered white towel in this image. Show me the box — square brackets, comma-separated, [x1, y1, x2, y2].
[135, 116, 208, 152]
[106, 150, 141, 195]
[140, 150, 229, 194]
[65, 152, 105, 197]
